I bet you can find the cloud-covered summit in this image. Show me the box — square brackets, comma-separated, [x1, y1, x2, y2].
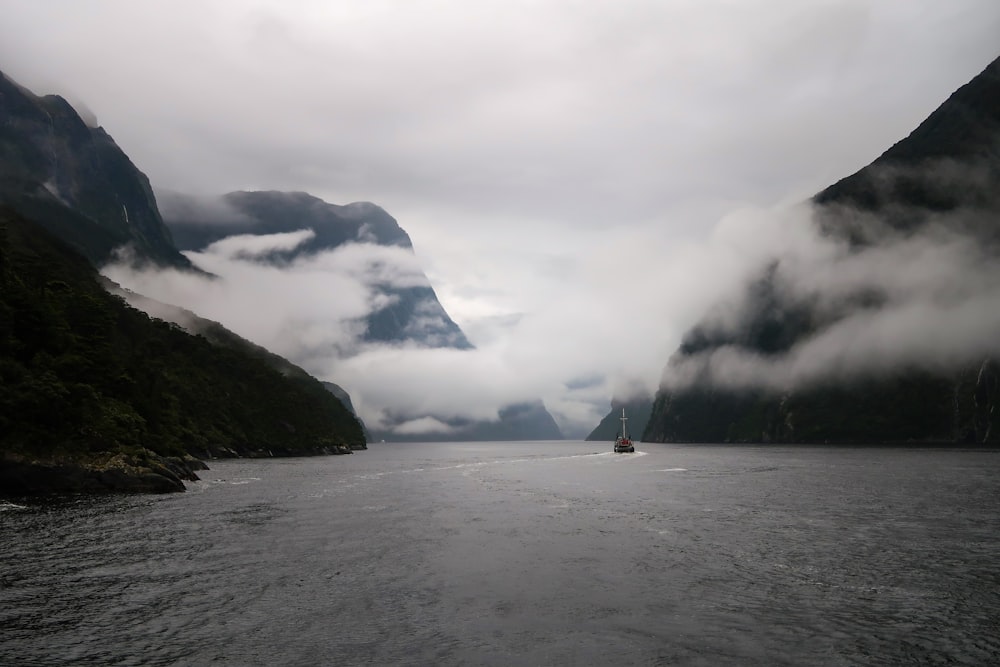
[4, 2, 999, 437]
[647, 55, 1000, 443]
[105, 190, 566, 439]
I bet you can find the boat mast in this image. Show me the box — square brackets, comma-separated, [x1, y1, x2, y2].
[620, 408, 628, 441]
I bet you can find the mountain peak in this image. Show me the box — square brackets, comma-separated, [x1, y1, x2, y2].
[0, 71, 191, 268]
[814, 54, 1000, 218]
[645, 53, 1000, 444]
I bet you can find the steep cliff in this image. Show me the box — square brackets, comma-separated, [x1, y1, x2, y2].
[646, 55, 1000, 444]
[0, 209, 365, 495]
[0, 71, 190, 268]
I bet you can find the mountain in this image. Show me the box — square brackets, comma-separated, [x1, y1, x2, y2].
[586, 396, 653, 442]
[645, 55, 1000, 444]
[0, 71, 560, 446]
[320, 380, 372, 441]
[107, 281, 367, 427]
[0, 208, 366, 495]
[0, 73, 369, 494]
[161, 189, 563, 441]
[161, 190, 472, 349]
[321, 380, 363, 419]
[375, 400, 563, 443]
[0, 70, 190, 268]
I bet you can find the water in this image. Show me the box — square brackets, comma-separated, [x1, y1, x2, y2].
[2, 442, 999, 666]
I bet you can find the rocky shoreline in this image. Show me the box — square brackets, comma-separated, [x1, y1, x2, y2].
[0, 443, 367, 496]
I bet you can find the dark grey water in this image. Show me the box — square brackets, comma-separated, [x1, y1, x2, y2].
[2, 442, 999, 666]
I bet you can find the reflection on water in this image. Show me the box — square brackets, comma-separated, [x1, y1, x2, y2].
[2, 443, 999, 666]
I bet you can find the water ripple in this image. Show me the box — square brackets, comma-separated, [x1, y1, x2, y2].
[2, 443, 998, 666]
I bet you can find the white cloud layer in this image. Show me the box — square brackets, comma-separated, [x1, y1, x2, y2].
[4, 1, 1000, 435]
[205, 229, 316, 259]
[661, 204, 1000, 392]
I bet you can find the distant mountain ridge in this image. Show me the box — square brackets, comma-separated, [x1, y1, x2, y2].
[0, 69, 561, 447]
[162, 189, 564, 441]
[163, 190, 414, 251]
[376, 400, 564, 443]
[586, 397, 653, 443]
[644, 54, 1000, 444]
[161, 189, 472, 350]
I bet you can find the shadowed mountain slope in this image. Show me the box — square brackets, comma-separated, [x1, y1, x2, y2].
[0, 70, 190, 268]
[162, 189, 563, 440]
[0, 208, 365, 495]
[162, 189, 472, 349]
[645, 55, 1000, 444]
[586, 397, 653, 443]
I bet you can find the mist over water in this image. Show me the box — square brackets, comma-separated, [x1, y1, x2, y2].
[3, 443, 999, 665]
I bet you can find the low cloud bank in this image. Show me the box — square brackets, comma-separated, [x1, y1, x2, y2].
[661, 202, 1000, 392]
[103, 227, 649, 436]
[102, 194, 822, 436]
[104, 189, 1000, 436]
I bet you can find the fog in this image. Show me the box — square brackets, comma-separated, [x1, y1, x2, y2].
[107, 145, 1000, 434]
[103, 196, 787, 436]
[660, 197, 1000, 393]
[4, 1, 998, 435]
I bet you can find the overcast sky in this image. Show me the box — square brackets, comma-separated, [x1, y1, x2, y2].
[3, 1, 999, 436]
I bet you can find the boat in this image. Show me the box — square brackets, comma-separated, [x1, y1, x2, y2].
[613, 407, 635, 453]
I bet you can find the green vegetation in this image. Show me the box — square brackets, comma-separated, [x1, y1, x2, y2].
[0, 208, 365, 493]
[646, 369, 1000, 445]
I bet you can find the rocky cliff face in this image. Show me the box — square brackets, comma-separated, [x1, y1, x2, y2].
[645, 55, 1000, 444]
[0, 71, 190, 268]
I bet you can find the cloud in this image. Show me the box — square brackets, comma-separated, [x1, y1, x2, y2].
[3, 3, 997, 226]
[156, 190, 256, 226]
[103, 236, 381, 361]
[392, 417, 458, 437]
[105, 169, 1000, 438]
[660, 199, 1000, 392]
[205, 229, 316, 259]
[102, 194, 787, 438]
[65, 96, 98, 128]
[6, 1, 998, 436]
